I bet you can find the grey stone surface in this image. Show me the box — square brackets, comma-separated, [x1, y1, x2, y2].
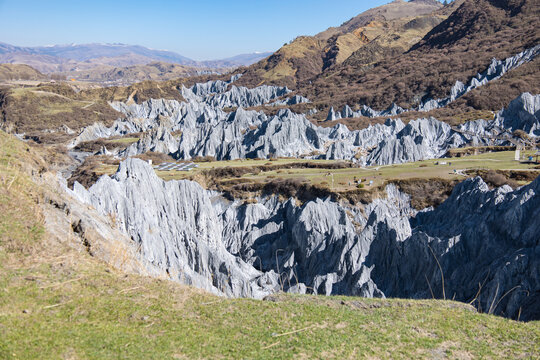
[493, 92, 540, 136]
[418, 44, 540, 112]
[66, 45, 539, 166]
[326, 103, 405, 121]
[182, 83, 291, 108]
[365, 176, 540, 321]
[120, 126, 180, 158]
[267, 94, 310, 107]
[366, 117, 465, 165]
[72, 158, 540, 320]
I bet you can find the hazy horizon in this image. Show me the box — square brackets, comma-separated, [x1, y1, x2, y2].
[0, 0, 396, 60]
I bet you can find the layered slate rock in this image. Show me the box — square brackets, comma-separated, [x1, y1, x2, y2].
[72, 159, 540, 320]
[366, 117, 465, 165]
[266, 94, 310, 107]
[121, 126, 180, 158]
[365, 176, 540, 321]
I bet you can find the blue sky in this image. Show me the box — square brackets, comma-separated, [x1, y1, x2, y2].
[0, 0, 397, 60]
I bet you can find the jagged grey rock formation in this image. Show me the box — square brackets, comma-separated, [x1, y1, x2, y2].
[182, 83, 291, 108]
[120, 126, 180, 158]
[364, 176, 540, 321]
[71, 92, 537, 166]
[418, 45, 540, 112]
[71, 158, 540, 320]
[267, 94, 310, 107]
[69, 89, 538, 167]
[72, 158, 280, 298]
[185, 74, 242, 97]
[493, 92, 540, 136]
[67, 46, 538, 166]
[326, 103, 405, 121]
[366, 117, 465, 165]
[329, 44, 540, 119]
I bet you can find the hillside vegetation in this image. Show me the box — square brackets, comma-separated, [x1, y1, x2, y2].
[230, 0, 539, 122]
[1, 131, 539, 359]
[300, 0, 540, 112]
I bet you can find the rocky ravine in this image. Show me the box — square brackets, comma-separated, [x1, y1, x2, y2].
[70, 158, 540, 321]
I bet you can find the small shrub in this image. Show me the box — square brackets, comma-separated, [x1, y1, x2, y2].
[482, 170, 518, 188]
[193, 155, 216, 163]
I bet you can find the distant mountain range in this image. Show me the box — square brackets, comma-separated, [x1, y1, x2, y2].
[0, 42, 272, 73]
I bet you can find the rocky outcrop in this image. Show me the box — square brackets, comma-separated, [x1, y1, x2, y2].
[267, 94, 310, 107]
[71, 93, 535, 166]
[67, 98, 192, 148]
[493, 92, 540, 136]
[366, 117, 465, 165]
[326, 103, 405, 121]
[182, 83, 291, 108]
[185, 74, 242, 97]
[72, 158, 280, 298]
[121, 126, 180, 158]
[365, 176, 540, 321]
[71, 158, 540, 320]
[418, 44, 540, 112]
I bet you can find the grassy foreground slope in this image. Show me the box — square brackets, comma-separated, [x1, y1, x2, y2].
[0, 131, 539, 359]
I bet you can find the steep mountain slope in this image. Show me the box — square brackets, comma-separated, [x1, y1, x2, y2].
[301, 0, 539, 113]
[315, 0, 443, 40]
[235, 0, 443, 88]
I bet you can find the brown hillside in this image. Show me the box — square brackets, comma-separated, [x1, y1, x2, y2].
[235, 0, 442, 88]
[301, 0, 540, 113]
[0, 64, 47, 81]
[316, 0, 442, 40]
